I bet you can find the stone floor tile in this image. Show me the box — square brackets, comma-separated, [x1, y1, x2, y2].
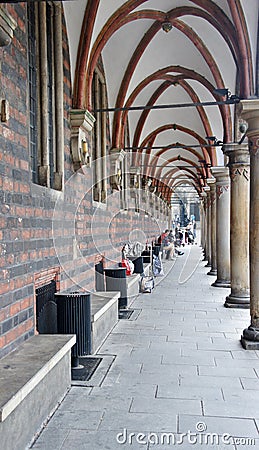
[30, 428, 70, 450]
[98, 411, 178, 433]
[198, 366, 257, 378]
[130, 397, 202, 415]
[156, 384, 223, 401]
[147, 435, 236, 449]
[222, 387, 259, 402]
[240, 378, 259, 390]
[90, 383, 157, 398]
[214, 358, 259, 369]
[231, 350, 259, 360]
[162, 354, 216, 366]
[58, 392, 132, 413]
[203, 398, 259, 420]
[62, 429, 142, 450]
[180, 375, 243, 388]
[141, 362, 198, 376]
[182, 348, 233, 359]
[46, 409, 103, 431]
[178, 414, 258, 438]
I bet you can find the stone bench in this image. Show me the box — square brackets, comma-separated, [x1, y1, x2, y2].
[91, 291, 119, 353]
[0, 334, 75, 450]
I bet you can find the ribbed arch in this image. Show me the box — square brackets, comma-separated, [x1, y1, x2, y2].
[131, 77, 215, 167]
[117, 66, 231, 151]
[135, 123, 212, 170]
[154, 156, 204, 180]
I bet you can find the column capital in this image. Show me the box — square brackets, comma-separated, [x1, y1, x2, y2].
[210, 167, 230, 200]
[222, 142, 250, 166]
[238, 99, 259, 138]
[206, 177, 216, 189]
[210, 166, 229, 181]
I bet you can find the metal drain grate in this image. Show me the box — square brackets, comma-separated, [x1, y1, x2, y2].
[71, 357, 102, 381]
[119, 309, 134, 319]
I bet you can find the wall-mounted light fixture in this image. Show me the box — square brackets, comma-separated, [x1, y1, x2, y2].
[213, 88, 239, 103]
[81, 140, 91, 166]
[206, 136, 223, 146]
[238, 122, 248, 144]
[0, 99, 9, 122]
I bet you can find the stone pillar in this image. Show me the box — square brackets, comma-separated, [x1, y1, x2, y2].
[210, 167, 231, 288]
[207, 178, 217, 276]
[223, 143, 250, 308]
[238, 100, 259, 349]
[203, 186, 211, 266]
[200, 195, 206, 249]
[201, 192, 207, 254]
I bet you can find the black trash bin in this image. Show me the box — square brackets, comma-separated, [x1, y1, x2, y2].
[153, 244, 161, 257]
[128, 256, 144, 274]
[55, 291, 92, 368]
[104, 267, 127, 309]
[141, 249, 152, 264]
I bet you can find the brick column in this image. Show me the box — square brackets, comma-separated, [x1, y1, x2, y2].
[238, 100, 259, 348]
[223, 143, 250, 308]
[210, 167, 231, 288]
[207, 178, 217, 276]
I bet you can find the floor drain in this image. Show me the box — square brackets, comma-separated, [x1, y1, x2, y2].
[71, 357, 102, 381]
[119, 309, 134, 319]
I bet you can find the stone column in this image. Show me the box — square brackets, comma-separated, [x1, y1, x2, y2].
[203, 186, 211, 266]
[207, 178, 217, 276]
[223, 143, 250, 308]
[210, 167, 231, 288]
[199, 195, 205, 249]
[200, 192, 206, 253]
[238, 100, 259, 349]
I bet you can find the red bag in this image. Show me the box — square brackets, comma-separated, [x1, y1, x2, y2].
[121, 259, 132, 276]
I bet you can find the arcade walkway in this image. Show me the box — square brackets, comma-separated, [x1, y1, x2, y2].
[31, 245, 259, 449]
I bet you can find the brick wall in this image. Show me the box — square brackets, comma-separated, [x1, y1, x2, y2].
[0, 4, 169, 358]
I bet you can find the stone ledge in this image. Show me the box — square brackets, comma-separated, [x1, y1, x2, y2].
[91, 291, 119, 354]
[0, 334, 76, 422]
[91, 291, 120, 322]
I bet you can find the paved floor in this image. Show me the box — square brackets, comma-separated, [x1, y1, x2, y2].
[31, 245, 259, 449]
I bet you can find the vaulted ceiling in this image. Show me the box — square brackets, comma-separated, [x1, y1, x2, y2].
[63, 0, 259, 197]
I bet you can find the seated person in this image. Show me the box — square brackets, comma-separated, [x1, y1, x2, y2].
[168, 229, 184, 256]
[160, 229, 175, 260]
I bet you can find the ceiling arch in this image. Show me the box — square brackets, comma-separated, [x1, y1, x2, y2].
[63, 0, 258, 202]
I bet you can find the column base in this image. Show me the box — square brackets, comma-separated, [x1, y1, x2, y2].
[241, 326, 259, 350]
[212, 279, 231, 288]
[224, 294, 250, 309]
[207, 268, 217, 276]
[205, 262, 211, 267]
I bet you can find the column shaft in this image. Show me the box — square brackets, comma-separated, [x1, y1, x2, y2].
[223, 144, 250, 308]
[204, 186, 211, 266]
[207, 179, 217, 276]
[238, 99, 259, 348]
[210, 167, 231, 288]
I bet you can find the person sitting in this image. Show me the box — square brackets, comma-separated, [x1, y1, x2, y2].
[160, 230, 175, 259]
[168, 229, 184, 256]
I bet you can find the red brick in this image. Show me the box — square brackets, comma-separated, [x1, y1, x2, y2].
[10, 302, 21, 316]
